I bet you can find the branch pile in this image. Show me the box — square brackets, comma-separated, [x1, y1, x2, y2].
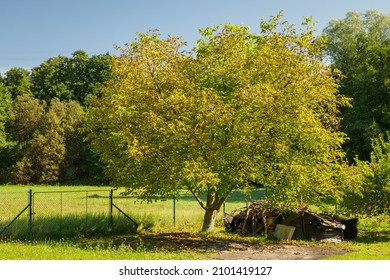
[224, 200, 282, 235]
[224, 200, 359, 241]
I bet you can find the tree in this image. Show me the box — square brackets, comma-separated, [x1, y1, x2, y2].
[85, 14, 350, 231]
[31, 50, 111, 105]
[0, 82, 13, 180]
[0, 82, 11, 146]
[341, 134, 390, 215]
[4, 67, 32, 99]
[9, 95, 85, 184]
[323, 10, 390, 161]
[31, 55, 72, 102]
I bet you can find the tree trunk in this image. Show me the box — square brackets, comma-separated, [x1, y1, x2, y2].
[202, 207, 219, 232]
[200, 190, 226, 232]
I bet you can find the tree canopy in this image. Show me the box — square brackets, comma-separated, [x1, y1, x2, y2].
[0, 50, 111, 184]
[85, 14, 350, 231]
[9, 95, 85, 184]
[323, 10, 390, 161]
[31, 50, 112, 105]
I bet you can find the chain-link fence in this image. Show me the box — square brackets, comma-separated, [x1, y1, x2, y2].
[111, 189, 265, 231]
[0, 190, 32, 239]
[0, 188, 264, 239]
[0, 189, 138, 239]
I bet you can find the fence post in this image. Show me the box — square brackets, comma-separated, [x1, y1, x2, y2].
[173, 195, 176, 226]
[109, 189, 114, 232]
[60, 192, 63, 234]
[85, 191, 88, 226]
[28, 189, 33, 238]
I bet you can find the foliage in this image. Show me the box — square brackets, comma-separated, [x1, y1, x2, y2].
[341, 135, 390, 215]
[0, 82, 15, 181]
[30, 50, 111, 105]
[85, 14, 350, 231]
[323, 10, 390, 161]
[0, 82, 11, 146]
[0, 50, 111, 184]
[3, 67, 32, 99]
[8, 95, 86, 184]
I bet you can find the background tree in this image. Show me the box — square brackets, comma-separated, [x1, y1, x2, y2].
[9, 95, 86, 184]
[31, 50, 111, 105]
[0, 50, 111, 184]
[85, 14, 350, 231]
[31, 55, 71, 102]
[323, 10, 390, 161]
[341, 134, 390, 215]
[3, 67, 32, 99]
[0, 82, 14, 181]
[0, 82, 11, 145]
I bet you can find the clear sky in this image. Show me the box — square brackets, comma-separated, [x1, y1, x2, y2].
[1, 0, 390, 74]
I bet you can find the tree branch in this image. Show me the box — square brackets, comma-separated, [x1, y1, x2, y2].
[189, 188, 207, 210]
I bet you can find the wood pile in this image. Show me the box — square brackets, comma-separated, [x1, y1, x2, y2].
[224, 200, 359, 240]
[224, 200, 282, 235]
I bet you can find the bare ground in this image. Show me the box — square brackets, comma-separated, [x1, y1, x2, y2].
[215, 243, 348, 260]
[126, 233, 349, 260]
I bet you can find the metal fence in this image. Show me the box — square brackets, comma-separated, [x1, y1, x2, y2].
[0, 188, 264, 239]
[0, 189, 138, 239]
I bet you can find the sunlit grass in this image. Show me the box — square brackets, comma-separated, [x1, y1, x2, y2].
[325, 215, 390, 260]
[0, 239, 204, 260]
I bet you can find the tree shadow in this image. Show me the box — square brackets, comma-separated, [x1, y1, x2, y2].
[354, 230, 390, 243]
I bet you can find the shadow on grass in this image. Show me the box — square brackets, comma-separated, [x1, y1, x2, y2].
[0, 214, 138, 240]
[354, 230, 390, 243]
[74, 231, 270, 254]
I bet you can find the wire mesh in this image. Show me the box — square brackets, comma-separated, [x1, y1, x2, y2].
[0, 188, 265, 238]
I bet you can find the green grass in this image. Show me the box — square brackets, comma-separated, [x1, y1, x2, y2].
[326, 215, 390, 260]
[0, 239, 204, 260]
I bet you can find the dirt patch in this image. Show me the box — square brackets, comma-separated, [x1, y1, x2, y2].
[215, 243, 347, 260]
[125, 233, 349, 260]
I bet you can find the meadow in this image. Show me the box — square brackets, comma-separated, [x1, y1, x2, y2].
[0, 185, 389, 260]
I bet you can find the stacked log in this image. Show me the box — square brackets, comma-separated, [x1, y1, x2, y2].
[224, 200, 282, 235]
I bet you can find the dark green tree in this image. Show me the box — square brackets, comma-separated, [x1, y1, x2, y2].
[0, 82, 14, 180]
[0, 82, 11, 146]
[31, 50, 111, 105]
[323, 10, 390, 161]
[9, 95, 87, 184]
[31, 55, 73, 102]
[4, 67, 32, 99]
[342, 134, 390, 215]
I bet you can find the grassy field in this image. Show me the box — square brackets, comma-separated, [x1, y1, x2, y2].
[0, 184, 389, 260]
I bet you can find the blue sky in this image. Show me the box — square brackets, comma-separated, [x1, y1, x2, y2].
[1, 0, 390, 74]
